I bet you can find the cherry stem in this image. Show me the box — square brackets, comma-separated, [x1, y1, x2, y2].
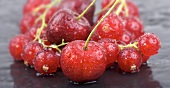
[83, 0, 120, 50]
[42, 39, 68, 53]
[94, 0, 116, 16]
[115, 1, 123, 15]
[76, 0, 96, 20]
[118, 42, 138, 50]
[122, 0, 129, 16]
[115, 0, 128, 16]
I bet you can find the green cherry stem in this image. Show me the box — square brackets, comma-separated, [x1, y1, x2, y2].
[122, 0, 129, 16]
[76, 0, 96, 20]
[118, 42, 138, 50]
[115, 1, 123, 15]
[115, 0, 128, 16]
[94, 0, 116, 16]
[83, 0, 120, 50]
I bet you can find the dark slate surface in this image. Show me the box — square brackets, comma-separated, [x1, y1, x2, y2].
[0, 0, 170, 88]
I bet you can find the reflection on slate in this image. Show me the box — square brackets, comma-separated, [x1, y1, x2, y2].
[11, 62, 162, 88]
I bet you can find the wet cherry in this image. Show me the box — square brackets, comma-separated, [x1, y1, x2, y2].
[46, 9, 91, 44]
[59, 0, 95, 25]
[117, 47, 142, 73]
[22, 41, 44, 66]
[138, 33, 161, 56]
[97, 13, 124, 40]
[34, 50, 60, 75]
[124, 16, 144, 40]
[60, 40, 107, 82]
[98, 38, 119, 67]
[101, 0, 139, 17]
[20, 13, 38, 34]
[23, 0, 51, 14]
[9, 34, 31, 60]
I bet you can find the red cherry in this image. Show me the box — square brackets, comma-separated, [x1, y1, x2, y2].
[97, 13, 124, 40]
[101, 0, 139, 17]
[138, 33, 161, 56]
[9, 34, 31, 60]
[20, 13, 38, 34]
[124, 16, 144, 40]
[46, 9, 91, 44]
[118, 0, 140, 17]
[25, 23, 47, 40]
[59, 0, 95, 25]
[98, 38, 119, 67]
[117, 47, 142, 73]
[22, 41, 44, 66]
[23, 0, 51, 14]
[60, 40, 107, 82]
[34, 50, 60, 75]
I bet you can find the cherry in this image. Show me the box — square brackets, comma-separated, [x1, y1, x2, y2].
[34, 50, 60, 75]
[117, 47, 142, 73]
[60, 40, 107, 82]
[22, 41, 44, 66]
[46, 9, 91, 44]
[123, 16, 144, 40]
[97, 13, 124, 40]
[23, 0, 51, 14]
[118, 0, 140, 17]
[138, 33, 161, 56]
[98, 38, 119, 67]
[20, 13, 38, 34]
[25, 23, 47, 40]
[59, 0, 95, 25]
[9, 34, 31, 60]
[101, 0, 139, 17]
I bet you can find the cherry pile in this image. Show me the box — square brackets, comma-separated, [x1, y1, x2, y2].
[9, 0, 161, 83]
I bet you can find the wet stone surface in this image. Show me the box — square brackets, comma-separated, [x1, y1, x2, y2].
[0, 0, 170, 88]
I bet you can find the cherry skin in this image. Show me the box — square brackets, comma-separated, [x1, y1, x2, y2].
[118, 0, 140, 17]
[138, 33, 161, 56]
[98, 38, 119, 67]
[117, 47, 142, 73]
[46, 9, 91, 44]
[142, 55, 150, 63]
[25, 23, 47, 40]
[120, 30, 132, 44]
[34, 50, 60, 75]
[20, 13, 38, 34]
[90, 32, 101, 42]
[97, 13, 124, 40]
[123, 16, 144, 40]
[22, 41, 44, 66]
[60, 40, 107, 83]
[59, 0, 95, 25]
[45, 6, 59, 23]
[23, 0, 51, 14]
[101, 0, 139, 17]
[9, 34, 31, 60]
